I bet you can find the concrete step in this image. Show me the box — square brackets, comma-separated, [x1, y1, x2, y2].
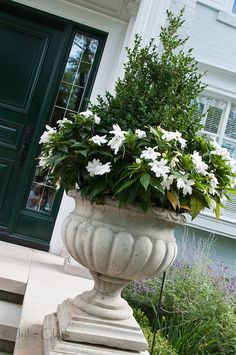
[0, 301, 22, 342]
[0, 242, 33, 296]
[0, 300, 22, 353]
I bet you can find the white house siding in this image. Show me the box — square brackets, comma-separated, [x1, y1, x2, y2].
[189, 2, 236, 71]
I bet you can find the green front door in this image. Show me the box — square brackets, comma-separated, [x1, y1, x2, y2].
[0, 2, 106, 250]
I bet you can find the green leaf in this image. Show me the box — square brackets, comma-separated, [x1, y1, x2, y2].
[190, 195, 204, 219]
[78, 150, 88, 157]
[71, 142, 88, 149]
[59, 145, 68, 153]
[215, 203, 220, 222]
[53, 155, 67, 165]
[140, 174, 150, 191]
[115, 177, 139, 195]
[90, 182, 107, 198]
[225, 188, 236, 195]
[150, 177, 164, 194]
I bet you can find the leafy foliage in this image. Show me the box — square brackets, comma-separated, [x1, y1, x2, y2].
[39, 113, 236, 219]
[123, 252, 236, 354]
[90, 9, 206, 140]
[133, 308, 178, 355]
[38, 10, 236, 219]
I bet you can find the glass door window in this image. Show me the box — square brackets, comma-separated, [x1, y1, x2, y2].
[26, 33, 100, 214]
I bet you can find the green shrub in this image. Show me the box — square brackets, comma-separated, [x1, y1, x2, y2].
[133, 308, 177, 355]
[90, 9, 206, 141]
[123, 255, 236, 354]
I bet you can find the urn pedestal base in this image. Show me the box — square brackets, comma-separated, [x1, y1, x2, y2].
[43, 195, 185, 355]
[43, 299, 149, 355]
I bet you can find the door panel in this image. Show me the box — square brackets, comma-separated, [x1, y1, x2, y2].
[0, 158, 14, 210]
[0, 20, 48, 111]
[0, 9, 65, 231]
[0, 2, 107, 249]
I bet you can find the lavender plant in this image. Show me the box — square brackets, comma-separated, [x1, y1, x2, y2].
[123, 240, 236, 354]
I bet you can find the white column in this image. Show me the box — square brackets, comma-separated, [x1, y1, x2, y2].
[131, 0, 171, 45]
[112, 0, 171, 84]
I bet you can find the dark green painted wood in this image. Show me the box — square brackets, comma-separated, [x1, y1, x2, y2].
[0, 1, 107, 249]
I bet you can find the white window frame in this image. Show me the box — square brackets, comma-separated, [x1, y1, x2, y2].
[227, 0, 236, 13]
[197, 0, 231, 12]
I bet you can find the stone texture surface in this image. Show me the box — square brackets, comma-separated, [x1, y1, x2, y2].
[43, 313, 149, 355]
[42, 193, 185, 354]
[56, 298, 147, 351]
[0, 241, 33, 295]
[62, 193, 185, 321]
[13, 249, 93, 355]
[0, 301, 21, 342]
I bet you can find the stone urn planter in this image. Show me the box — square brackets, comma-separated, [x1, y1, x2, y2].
[43, 190, 185, 355]
[63, 190, 185, 319]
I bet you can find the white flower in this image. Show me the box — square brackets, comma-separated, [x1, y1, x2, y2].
[211, 141, 230, 160]
[220, 195, 227, 205]
[227, 157, 236, 173]
[149, 159, 170, 178]
[162, 129, 186, 148]
[39, 125, 56, 144]
[170, 156, 179, 167]
[162, 130, 178, 142]
[86, 159, 102, 177]
[141, 147, 161, 161]
[109, 124, 126, 137]
[207, 173, 218, 188]
[80, 110, 93, 118]
[108, 124, 126, 154]
[136, 158, 141, 164]
[75, 183, 80, 190]
[135, 129, 146, 139]
[57, 117, 71, 127]
[209, 187, 217, 195]
[91, 135, 107, 146]
[211, 141, 236, 172]
[55, 180, 61, 190]
[38, 157, 48, 167]
[95, 162, 112, 175]
[108, 135, 125, 154]
[86, 159, 111, 176]
[176, 175, 195, 196]
[161, 175, 175, 190]
[191, 151, 208, 175]
[178, 137, 187, 149]
[94, 114, 101, 124]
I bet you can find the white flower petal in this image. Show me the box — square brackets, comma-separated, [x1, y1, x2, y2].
[135, 129, 146, 139]
[141, 147, 161, 161]
[149, 159, 170, 178]
[94, 114, 101, 124]
[80, 110, 93, 118]
[91, 135, 107, 146]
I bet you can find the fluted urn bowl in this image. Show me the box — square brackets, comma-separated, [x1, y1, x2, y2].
[62, 190, 185, 320]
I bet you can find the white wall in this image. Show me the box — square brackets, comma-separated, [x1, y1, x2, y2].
[189, 2, 236, 71]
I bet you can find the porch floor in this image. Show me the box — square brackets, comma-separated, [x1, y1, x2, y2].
[0, 241, 93, 355]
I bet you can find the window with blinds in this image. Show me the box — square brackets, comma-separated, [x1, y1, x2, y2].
[196, 96, 236, 218]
